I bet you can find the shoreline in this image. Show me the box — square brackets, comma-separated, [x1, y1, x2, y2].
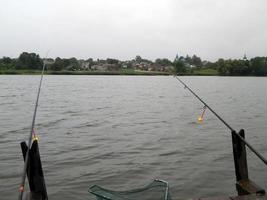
[1, 69, 266, 76]
[0, 70, 171, 76]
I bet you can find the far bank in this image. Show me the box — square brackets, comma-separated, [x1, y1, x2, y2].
[0, 68, 219, 76]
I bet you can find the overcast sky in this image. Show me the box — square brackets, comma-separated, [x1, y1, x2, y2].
[1, 0, 267, 61]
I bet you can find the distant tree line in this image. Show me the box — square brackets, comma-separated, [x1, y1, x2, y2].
[215, 57, 267, 76]
[0, 52, 174, 72]
[0, 52, 43, 70]
[172, 54, 203, 73]
[171, 54, 267, 76]
[1, 52, 267, 76]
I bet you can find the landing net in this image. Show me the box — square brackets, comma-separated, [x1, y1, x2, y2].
[89, 179, 170, 200]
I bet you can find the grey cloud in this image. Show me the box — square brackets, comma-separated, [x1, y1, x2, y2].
[0, 0, 266, 61]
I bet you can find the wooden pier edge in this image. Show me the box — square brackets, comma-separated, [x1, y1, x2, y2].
[186, 194, 267, 200]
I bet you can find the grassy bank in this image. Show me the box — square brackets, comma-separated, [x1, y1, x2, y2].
[0, 69, 42, 75]
[192, 68, 219, 76]
[0, 69, 171, 76]
[0, 68, 220, 76]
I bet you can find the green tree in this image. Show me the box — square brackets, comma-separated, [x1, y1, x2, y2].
[50, 57, 80, 71]
[86, 58, 94, 68]
[216, 58, 252, 75]
[192, 55, 202, 67]
[2, 57, 12, 64]
[185, 55, 192, 65]
[16, 52, 43, 69]
[50, 57, 64, 71]
[106, 58, 119, 64]
[228, 59, 249, 75]
[66, 57, 80, 71]
[173, 60, 187, 74]
[155, 58, 172, 66]
[0, 57, 16, 70]
[216, 58, 228, 75]
[135, 55, 142, 63]
[250, 57, 267, 76]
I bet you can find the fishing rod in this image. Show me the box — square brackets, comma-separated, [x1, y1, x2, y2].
[174, 76, 267, 165]
[18, 53, 48, 200]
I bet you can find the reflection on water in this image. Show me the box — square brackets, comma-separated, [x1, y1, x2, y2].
[0, 75, 266, 200]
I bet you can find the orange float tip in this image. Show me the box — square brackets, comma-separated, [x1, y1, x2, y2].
[198, 117, 203, 122]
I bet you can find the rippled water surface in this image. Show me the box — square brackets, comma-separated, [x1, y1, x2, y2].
[0, 75, 266, 200]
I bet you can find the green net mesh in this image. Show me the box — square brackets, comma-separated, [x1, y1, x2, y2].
[89, 179, 170, 200]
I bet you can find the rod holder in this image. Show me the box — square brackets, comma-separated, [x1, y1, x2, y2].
[231, 129, 265, 196]
[21, 140, 48, 200]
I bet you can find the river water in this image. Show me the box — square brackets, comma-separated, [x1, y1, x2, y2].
[0, 75, 266, 200]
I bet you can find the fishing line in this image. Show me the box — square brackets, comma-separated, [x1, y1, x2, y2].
[18, 51, 49, 200]
[174, 75, 267, 165]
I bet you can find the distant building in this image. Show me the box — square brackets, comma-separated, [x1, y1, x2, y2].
[80, 60, 90, 70]
[103, 64, 119, 71]
[146, 64, 171, 72]
[91, 65, 107, 71]
[134, 62, 150, 71]
[91, 64, 120, 71]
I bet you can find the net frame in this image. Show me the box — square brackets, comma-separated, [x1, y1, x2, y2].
[89, 179, 170, 200]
